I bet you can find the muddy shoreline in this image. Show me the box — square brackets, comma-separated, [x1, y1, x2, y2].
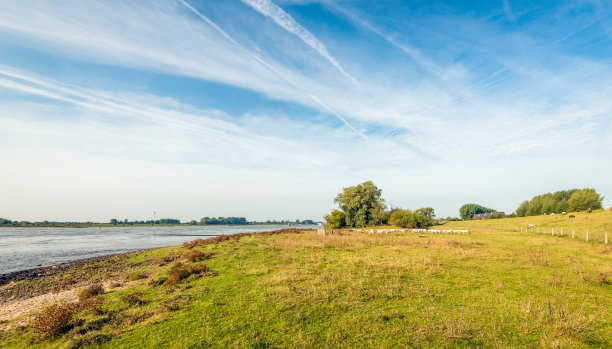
[0, 248, 157, 287]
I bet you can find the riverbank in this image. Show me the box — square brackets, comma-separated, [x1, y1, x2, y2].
[1, 227, 610, 348]
[0, 225, 317, 274]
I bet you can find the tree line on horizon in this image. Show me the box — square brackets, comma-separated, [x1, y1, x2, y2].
[0, 217, 317, 227]
[515, 188, 603, 216]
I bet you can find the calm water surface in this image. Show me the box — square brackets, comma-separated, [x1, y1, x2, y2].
[0, 225, 313, 274]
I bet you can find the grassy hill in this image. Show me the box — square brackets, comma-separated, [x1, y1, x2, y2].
[1, 225, 610, 348]
[445, 209, 612, 243]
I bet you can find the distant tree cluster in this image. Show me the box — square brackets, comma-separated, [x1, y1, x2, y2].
[200, 217, 247, 225]
[109, 218, 181, 225]
[324, 181, 435, 229]
[459, 204, 495, 220]
[516, 188, 603, 216]
[0, 218, 99, 227]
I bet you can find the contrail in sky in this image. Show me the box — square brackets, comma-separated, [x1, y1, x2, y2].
[178, 0, 365, 138]
[241, 0, 358, 86]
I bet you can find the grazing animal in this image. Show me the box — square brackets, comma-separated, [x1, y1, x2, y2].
[568, 215, 575, 219]
[576, 209, 581, 212]
[587, 208, 592, 213]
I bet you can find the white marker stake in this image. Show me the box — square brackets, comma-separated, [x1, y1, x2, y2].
[572, 230, 574, 239]
[605, 232, 608, 245]
[561, 228, 563, 236]
[552, 228, 554, 236]
[586, 231, 589, 242]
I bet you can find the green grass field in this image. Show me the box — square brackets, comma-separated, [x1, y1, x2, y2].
[1, 217, 610, 348]
[446, 209, 612, 243]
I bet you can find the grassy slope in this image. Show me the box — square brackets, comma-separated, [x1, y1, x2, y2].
[1, 224, 611, 348]
[446, 210, 612, 243]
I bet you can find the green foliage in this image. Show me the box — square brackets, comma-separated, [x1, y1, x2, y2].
[459, 204, 495, 220]
[324, 210, 346, 229]
[568, 188, 604, 211]
[515, 189, 602, 216]
[389, 208, 433, 228]
[414, 207, 435, 220]
[199, 217, 247, 225]
[333, 181, 387, 228]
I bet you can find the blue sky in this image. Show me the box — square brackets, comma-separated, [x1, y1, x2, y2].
[0, 0, 611, 222]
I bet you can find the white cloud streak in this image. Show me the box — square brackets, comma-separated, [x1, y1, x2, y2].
[240, 0, 358, 85]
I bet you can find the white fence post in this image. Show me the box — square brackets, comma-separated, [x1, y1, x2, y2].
[560, 228, 563, 236]
[606, 232, 608, 245]
[586, 231, 589, 242]
[552, 228, 554, 236]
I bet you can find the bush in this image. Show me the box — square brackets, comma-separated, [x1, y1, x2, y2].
[167, 262, 212, 285]
[121, 291, 144, 307]
[78, 284, 104, 302]
[32, 304, 74, 338]
[324, 209, 346, 229]
[75, 297, 104, 315]
[185, 250, 205, 262]
[389, 209, 432, 228]
[168, 262, 192, 285]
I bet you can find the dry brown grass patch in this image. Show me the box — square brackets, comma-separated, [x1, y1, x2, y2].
[121, 291, 144, 307]
[32, 303, 74, 339]
[78, 284, 104, 302]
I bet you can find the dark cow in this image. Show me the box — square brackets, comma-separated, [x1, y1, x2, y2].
[568, 215, 575, 219]
[576, 209, 581, 212]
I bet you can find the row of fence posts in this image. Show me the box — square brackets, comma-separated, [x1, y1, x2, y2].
[519, 226, 608, 244]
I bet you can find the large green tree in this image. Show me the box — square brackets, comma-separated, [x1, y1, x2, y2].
[332, 181, 387, 228]
[515, 189, 601, 216]
[568, 188, 603, 211]
[414, 207, 435, 220]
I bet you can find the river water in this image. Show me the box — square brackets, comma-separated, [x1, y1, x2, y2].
[0, 225, 314, 274]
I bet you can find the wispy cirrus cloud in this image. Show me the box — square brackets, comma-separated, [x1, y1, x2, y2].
[240, 0, 358, 85]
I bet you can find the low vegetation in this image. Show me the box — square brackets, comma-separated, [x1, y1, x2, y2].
[77, 284, 104, 302]
[0, 223, 609, 348]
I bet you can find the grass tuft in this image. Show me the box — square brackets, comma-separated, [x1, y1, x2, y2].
[184, 250, 206, 262]
[77, 283, 104, 302]
[32, 303, 74, 339]
[120, 291, 144, 307]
